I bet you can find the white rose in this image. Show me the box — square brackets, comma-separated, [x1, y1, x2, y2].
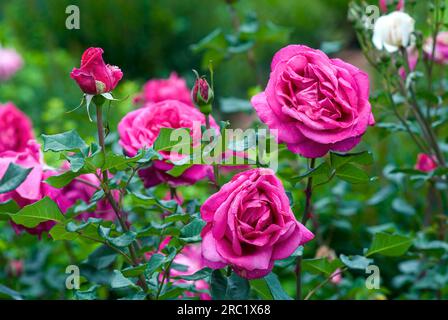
[372, 11, 415, 52]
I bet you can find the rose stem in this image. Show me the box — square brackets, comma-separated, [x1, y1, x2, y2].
[205, 114, 220, 189]
[296, 157, 316, 300]
[95, 102, 149, 294]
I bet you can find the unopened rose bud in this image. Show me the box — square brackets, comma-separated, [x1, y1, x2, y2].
[192, 74, 214, 114]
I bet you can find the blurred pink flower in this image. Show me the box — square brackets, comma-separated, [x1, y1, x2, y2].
[0, 47, 23, 81]
[134, 72, 193, 107]
[423, 31, 448, 64]
[415, 153, 437, 172]
[0, 102, 34, 153]
[379, 0, 404, 13]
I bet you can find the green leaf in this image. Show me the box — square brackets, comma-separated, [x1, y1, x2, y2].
[330, 151, 373, 169]
[335, 163, 370, 184]
[210, 270, 228, 300]
[302, 257, 343, 276]
[49, 223, 79, 240]
[180, 219, 206, 242]
[42, 130, 87, 152]
[2, 197, 65, 228]
[366, 233, 413, 257]
[220, 97, 253, 113]
[0, 200, 20, 218]
[166, 164, 193, 178]
[111, 270, 139, 289]
[175, 267, 212, 281]
[45, 170, 84, 188]
[392, 198, 416, 216]
[122, 265, 147, 278]
[340, 254, 372, 270]
[250, 278, 273, 300]
[264, 272, 293, 300]
[153, 127, 191, 152]
[0, 284, 23, 300]
[227, 272, 250, 300]
[145, 253, 165, 277]
[291, 162, 331, 182]
[75, 285, 99, 300]
[0, 163, 33, 194]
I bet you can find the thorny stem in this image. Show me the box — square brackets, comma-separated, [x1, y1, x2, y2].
[296, 158, 316, 300]
[95, 103, 149, 294]
[304, 267, 347, 300]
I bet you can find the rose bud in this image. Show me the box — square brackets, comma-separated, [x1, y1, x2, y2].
[379, 0, 405, 13]
[415, 153, 437, 172]
[423, 32, 448, 65]
[372, 11, 415, 53]
[192, 73, 214, 114]
[70, 47, 123, 95]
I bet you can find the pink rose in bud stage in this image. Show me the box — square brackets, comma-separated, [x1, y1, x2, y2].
[118, 100, 218, 187]
[134, 72, 193, 106]
[192, 77, 213, 107]
[399, 47, 418, 79]
[70, 47, 123, 95]
[201, 168, 314, 279]
[8, 259, 24, 277]
[0, 102, 34, 153]
[423, 32, 448, 65]
[146, 238, 211, 300]
[251, 45, 374, 158]
[415, 153, 437, 172]
[0, 47, 23, 81]
[379, 0, 404, 12]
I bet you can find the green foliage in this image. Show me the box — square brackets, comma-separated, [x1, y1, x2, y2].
[0, 163, 32, 194]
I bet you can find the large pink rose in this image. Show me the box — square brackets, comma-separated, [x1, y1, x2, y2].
[70, 47, 123, 95]
[200, 168, 314, 279]
[424, 32, 448, 65]
[134, 72, 193, 106]
[0, 102, 34, 153]
[251, 45, 374, 158]
[118, 100, 217, 187]
[0, 47, 23, 81]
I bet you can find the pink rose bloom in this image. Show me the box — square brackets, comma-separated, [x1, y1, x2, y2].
[379, 0, 404, 12]
[118, 100, 217, 187]
[0, 47, 23, 81]
[201, 168, 314, 279]
[415, 153, 437, 172]
[70, 47, 123, 95]
[423, 32, 448, 64]
[134, 72, 193, 106]
[251, 45, 374, 158]
[0, 102, 34, 153]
